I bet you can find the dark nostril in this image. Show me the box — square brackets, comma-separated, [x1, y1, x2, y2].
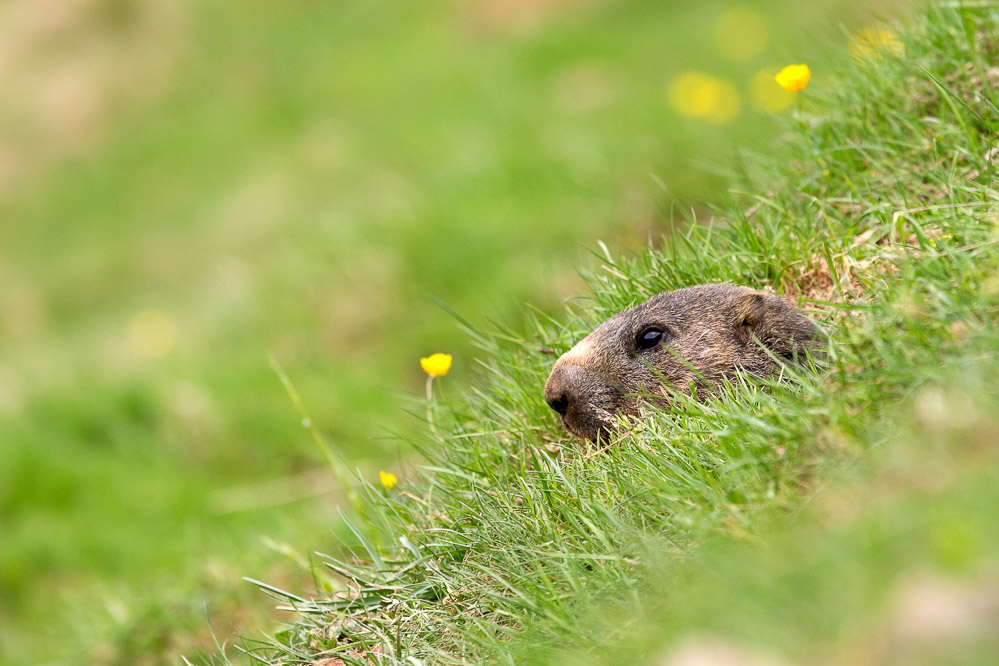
[547, 392, 569, 416]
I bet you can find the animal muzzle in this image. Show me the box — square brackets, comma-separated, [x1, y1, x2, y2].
[543, 362, 620, 441]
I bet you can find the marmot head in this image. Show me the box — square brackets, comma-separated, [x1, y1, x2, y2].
[544, 284, 818, 441]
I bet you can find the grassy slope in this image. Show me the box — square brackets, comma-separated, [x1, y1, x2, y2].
[227, 3, 999, 664]
[0, 1, 901, 663]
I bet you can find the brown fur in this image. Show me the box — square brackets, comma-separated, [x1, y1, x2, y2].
[544, 284, 818, 441]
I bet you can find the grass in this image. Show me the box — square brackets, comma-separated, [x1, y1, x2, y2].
[0, 0, 908, 663]
[209, 2, 999, 664]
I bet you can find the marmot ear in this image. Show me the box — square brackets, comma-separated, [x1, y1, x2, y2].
[733, 289, 819, 362]
[734, 291, 767, 341]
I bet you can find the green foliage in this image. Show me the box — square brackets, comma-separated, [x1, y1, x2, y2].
[229, 3, 999, 664]
[1, 0, 898, 663]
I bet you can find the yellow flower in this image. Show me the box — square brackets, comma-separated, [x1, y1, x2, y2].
[775, 64, 811, 92]
[929, 234, 952, 248]
[668, 71, 742, 124]
[420, 353, 452, 377]
[379, 470, 397, 490]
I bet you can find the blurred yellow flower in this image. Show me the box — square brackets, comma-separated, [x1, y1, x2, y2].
[750, 68, 794, 112]
[714, 7, 770, 61]
[850, 27, 904, 60]
[775, 64, 811, 92]
[379, 470, 397, 490]
[127, 309, 177, 360]
[668, 72, 742, 124]
[420, 353, 452, 377]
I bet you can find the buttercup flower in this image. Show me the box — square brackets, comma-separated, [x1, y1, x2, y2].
[668, 71, 742, 124]
[379, 470, 397, 490]
[420, 353, 452, 377]
[775, 64, 811, 92]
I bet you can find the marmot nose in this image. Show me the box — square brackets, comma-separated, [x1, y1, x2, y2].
[544, 364, 582, 417]
[546, 391, 569, 416]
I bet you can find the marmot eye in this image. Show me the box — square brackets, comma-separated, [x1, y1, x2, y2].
[636, 327, 665, 351]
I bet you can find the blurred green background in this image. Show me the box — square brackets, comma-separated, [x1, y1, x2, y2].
[0, 0, 909, 663]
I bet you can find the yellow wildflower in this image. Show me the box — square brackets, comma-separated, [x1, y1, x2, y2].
[668, 72, 742, 124]
[420, 353, 452, 377]
[379, 470, 397, 490]
[775, 64, 811, 92]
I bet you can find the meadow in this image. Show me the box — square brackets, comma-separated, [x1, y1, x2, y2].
[0, 0, 909, 663]
[203, 1, 999, 664]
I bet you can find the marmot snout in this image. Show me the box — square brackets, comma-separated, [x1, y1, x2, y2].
[544, 284, 818, 441]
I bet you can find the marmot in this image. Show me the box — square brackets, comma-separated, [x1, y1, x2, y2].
[544, 283, 818, 441]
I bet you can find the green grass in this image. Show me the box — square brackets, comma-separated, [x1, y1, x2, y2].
[213, 3, 999, 664]
[0, 0, 908, 663]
